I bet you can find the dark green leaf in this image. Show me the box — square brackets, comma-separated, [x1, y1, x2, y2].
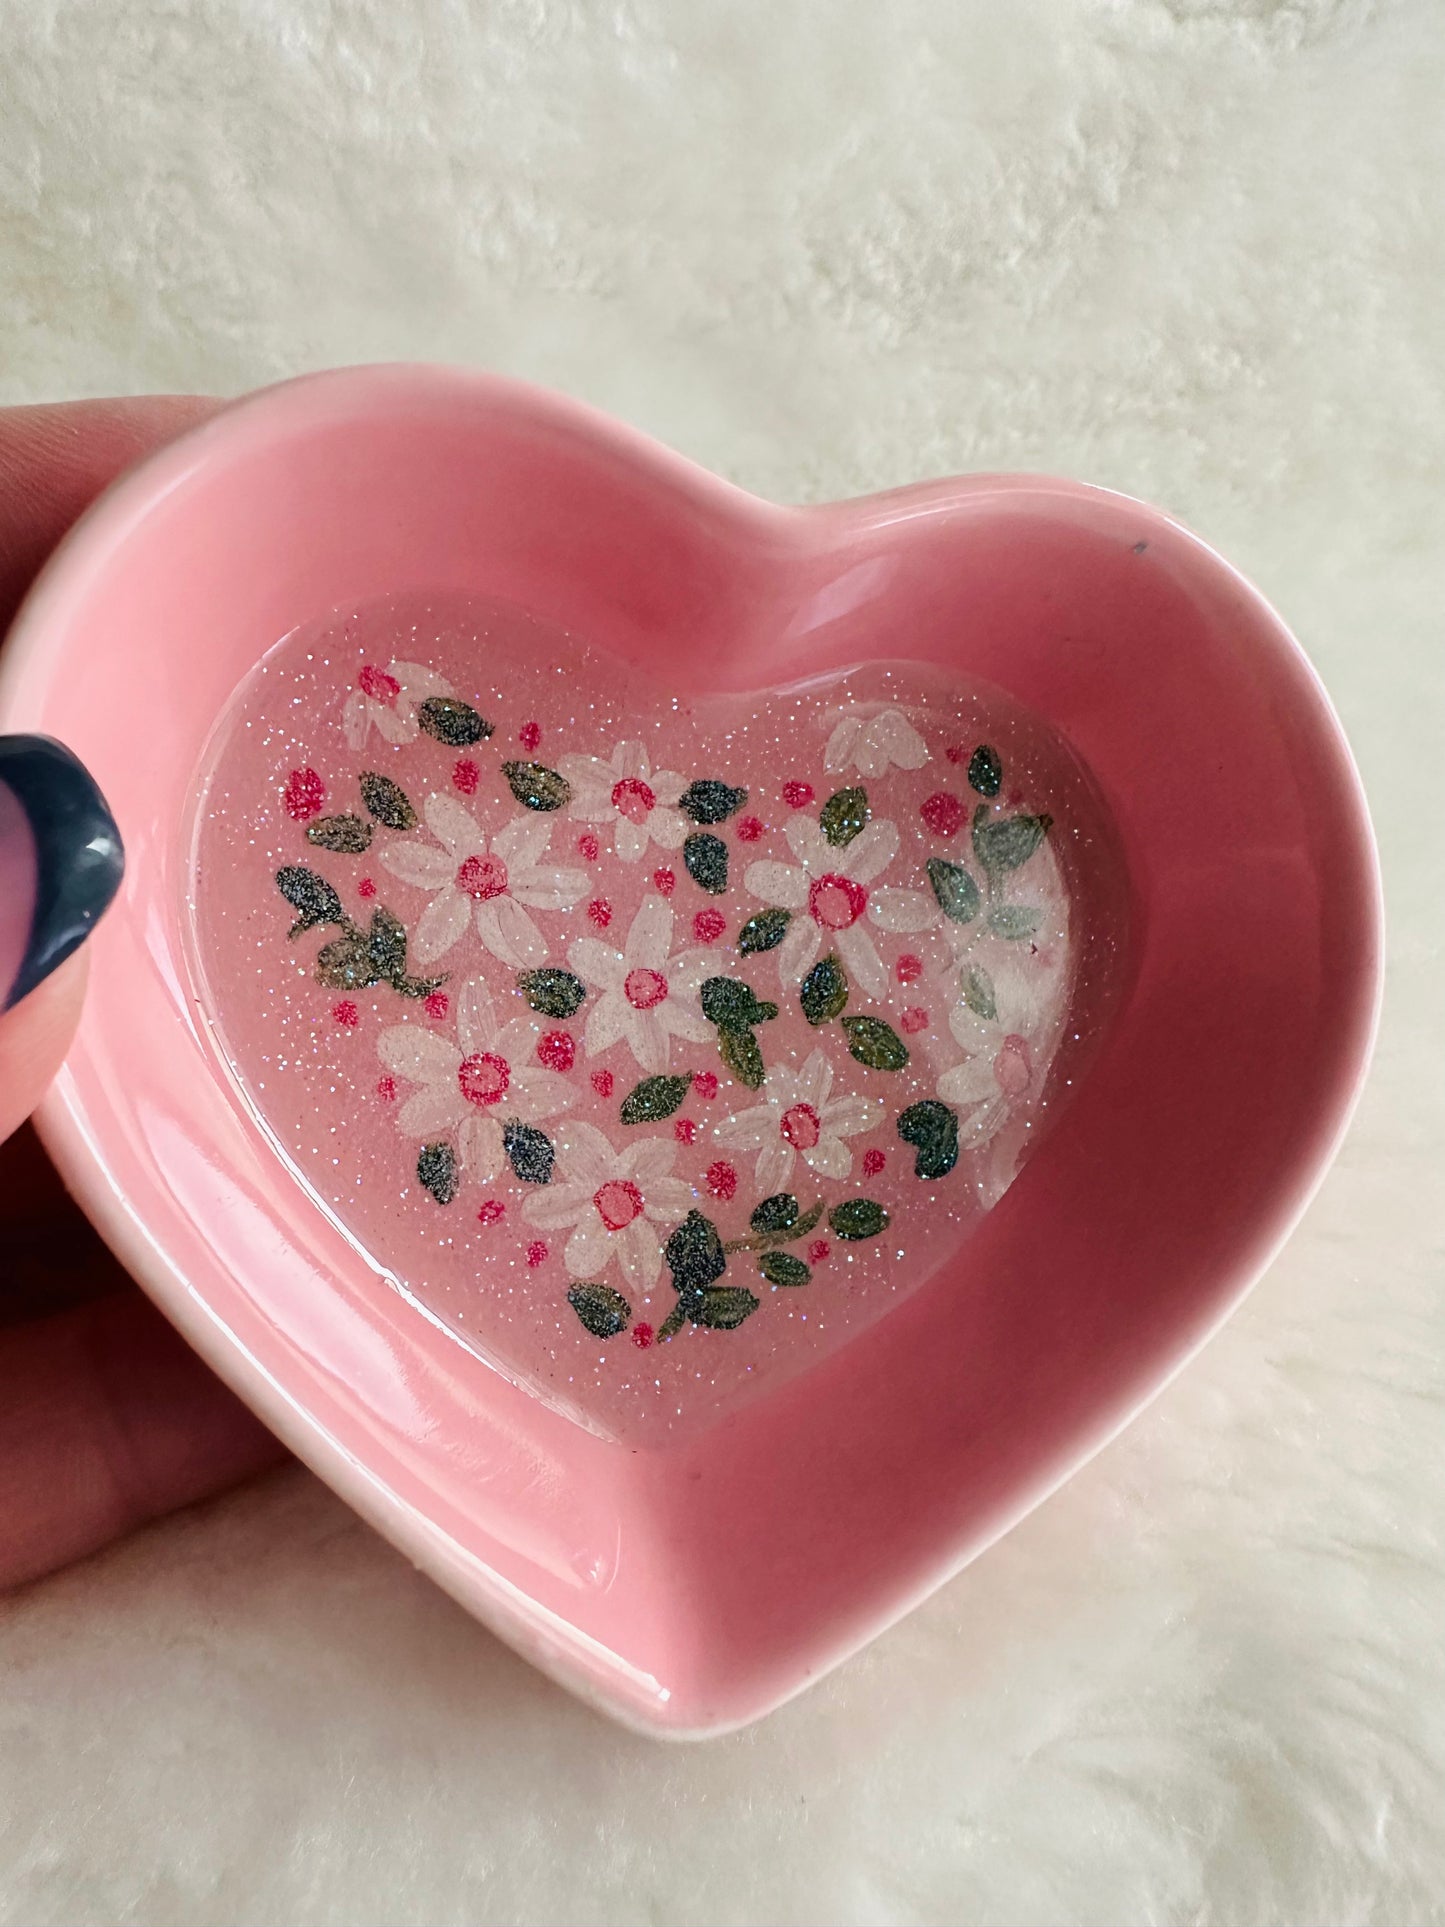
[800, 953, 849, 1026]
[897, 1100, 960, 1180]
[820, 786, 869, 849]
[391, 970, 447, 999]
[501, 761, 571, 811]
[503, 1122, 555, 1185]
[620, 1073, 693, 1124]
[665, 1210, 728, 1292]
[305, 813, 373, 855]
[972, 806, 1052, 873]
[967, 744, 1003, 797]
[359, 772, 417, 830]
[962, 964, 997, 1021]
[566, 1284, 632, 1339]
[701, 977, 776, 1028]
[718, 1024, 766, 1089]
[418, 697, 492, 746]
[828, 1197, 890, 1241]
[517, 968, 588, 1018]
[842, 1014, 909, 1071]
[314, 926, 375, 989]
[683, 831, 728, 894]
[690, 1286, 760, 1329]
[750, 1193, 800, 1234]
[926, 856, 981, 924]
[759, 1251, 810, 1288]
[366, 907, 408, 981]
[738, 908, 791, 955]
[679, 779, 748, 824]
[987, 904, 1042, 940]
[417, 1141, 458, 1204]
[276, 865, 345, 935]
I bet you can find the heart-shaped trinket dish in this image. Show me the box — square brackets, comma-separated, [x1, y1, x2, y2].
[0, 367, 1380, 1734]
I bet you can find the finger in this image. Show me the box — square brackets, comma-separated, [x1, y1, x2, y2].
[0, 1120, 136, 1326]
[0, 1287, 286, 1591]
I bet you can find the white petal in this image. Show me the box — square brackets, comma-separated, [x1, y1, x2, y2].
[795, 1048, 833, 1109]
[458, 1113, 505, 1180]
[824, 713, 863, 774]
[713, 1104, 775, 1151]
[374, 704, 416, 745]
[565, 1215, 612, 1279]
[424, 792, 481, 858]
[755, 1135, 795, 1196]
[455, 976, 498, 1054]
[568, 938, 626, 990]
[647, 807, 687, 851]
[666, 948, 713, 994]
[802, 1133, 852, 1180]
[614, 740, 648, 779]
[583, 991, 630, 1058]
[658, 1001, 712, 1046]
[341, 689, 370, 749]
[939, 1059, 998, 1106]
[413, 888, 471, 964]
[511, 864, 590, 910]
[956, 1095, 1010, 1148]
[378, 1026, 461, 1080]
[614, 817, 647, 863]
[624, 1008, 668, 1072]
[625, 895, 673, 968]
[380, 841, 457, 890]
[627, 1135, 679, 1183]
[477, 896, 549, 967]
[554, 1119, 616, 1187]
[616, 1218, 661, 1290]
[835, 923, 888, 999]
[398, 1086, 467, 1135]
[742, 860, 808, 910]
[778, 915, 822, 985]
[522, 1181, 593, 1232]
[868, 887, 940, 933]
[556, 753, 609, 788]
[878, 709, 928, 770]
[784, 818, 829, 870]
[821, 1093, 880, 1139]
[507, 1067, 577, 1121]
[391, 659, 449, 695]
[846, 818, 899, 885]
[493, 814, 553, 868]
[641, 1176, 694, 1222]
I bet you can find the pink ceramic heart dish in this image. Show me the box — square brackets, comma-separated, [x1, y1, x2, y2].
[0, 367, 1380, 1734]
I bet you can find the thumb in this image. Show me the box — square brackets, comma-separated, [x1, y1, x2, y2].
[0, 736, 123, 1142]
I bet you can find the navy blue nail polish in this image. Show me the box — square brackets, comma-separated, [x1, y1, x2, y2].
[0, 735, 125, 1012]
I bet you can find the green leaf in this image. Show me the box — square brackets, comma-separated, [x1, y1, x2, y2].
[679, 779, 748, 824]
[683, 831, 729, 894]
[842, 1014, 909, 1071]
[972, 806, 1052, 873]
[820, 786, 869, 848]
[502, 1122, 555, 1185]
[417, 696, 492, 746]
[501, 761, 571, 811]
[987, 904, 1043, 940]
[690, 1285, 760, 1329]
[828, 1197, 890, 1241]
[896, 1100, 960, 1180]
[758, 1251, 810, 1288]
[962, 964, 997, 1021]
[967, 744, 1003, 797]
[566, 1283, 632, 1339]
[305, 813, 373, 854]
[276, 865, 345, 935]
[359, 772, 417, 830]
[665, 1210, 727, 1292]
[366, 906, 408, 982]
[738, 908, 791, 955]
[701, 977, 776, 1029]
[750, 1193, 800, 1234]
[620, 1073, 693, 1124]
[314, 925, 375, 989]
[800, 953, 849, 1026]
[417, 1141, 458, 1204]
[926, 856, 981, 924]
[517, 967, 588, 1018]
[718, 1024, 766, 1089]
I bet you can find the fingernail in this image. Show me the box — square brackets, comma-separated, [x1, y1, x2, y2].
[0, 736, 124, 1011]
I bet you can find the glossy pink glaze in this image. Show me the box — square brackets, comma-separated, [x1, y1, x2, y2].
[0, 367, 1381, 1734]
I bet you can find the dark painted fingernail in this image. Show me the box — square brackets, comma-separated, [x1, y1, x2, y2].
[0, 736, 124, 1011]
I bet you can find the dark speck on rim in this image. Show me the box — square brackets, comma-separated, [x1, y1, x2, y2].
[1133, 540, 1149, 553]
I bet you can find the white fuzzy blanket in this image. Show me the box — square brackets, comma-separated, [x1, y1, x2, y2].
[2, 3, 1442, 1921]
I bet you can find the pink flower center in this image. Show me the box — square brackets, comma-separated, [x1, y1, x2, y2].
[358, 664, 400, 704]
[624, 967, 669, 1010]
[808, 871, 868, 930]
[458, 1051, 511, 1106]
[780, 1101, 822, 1150]
[611, 776, 656, 825]
[993, 1034, 1032, 1098]
[455, 853, 508, 900]
[594, 1179, 644, 1231]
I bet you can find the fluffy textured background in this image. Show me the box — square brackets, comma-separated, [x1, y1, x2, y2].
[1, 2, 1442, 1922]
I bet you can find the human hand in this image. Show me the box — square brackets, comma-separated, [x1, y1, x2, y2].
[0, 399, 286, 1591]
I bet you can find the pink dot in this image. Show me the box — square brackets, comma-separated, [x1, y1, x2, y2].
[653, 867, 676, 897]
[283, 767, 326, 822]
[453, 758, 480, 795]
[578, 831, 600, 861]
[333, 1000, 359, 1029]
[674, 1117, 697, 1145]
[921, 792, 964, 837]
[632, 1322, 655, 1349]
[537, 1030, 576, 1071]
[693, 908, 726, 943]
[591, 1069, 615, 1098]
[895, 952, 923, 985]
[358, 664, 400, 703]
[519, 721, 542, 751]
[693, 1071, 719, 1100]
[376, 1075, 396, 1102]
[706, 1160, 738, 1201]
[526, 1240, 548, 1267]
[736, 815, 764, 842]
[862, 1147, 886, 1177]
[901, 1007, 930, 1034]
[476, 1199, 505, 1226]
[782, 780, 814, 809]
[358, 877, 377, 900]
[1008, 787, 1026, 807]
[424, 991, 450, 1020]
[588, 898, 612, 929]
[945, 743, 967, 765]
[807, 1240, 830, 1264]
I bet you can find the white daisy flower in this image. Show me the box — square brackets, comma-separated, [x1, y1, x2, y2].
[521, 1121, 694, 1288]
[379, 794, 590, 968]
[341, 659, 454, 749]
[378, 978, 577, 1182]
[555, 739, 687, 862]
[823, 706, 928, 778]
[936, 951, 1061, 1150]
[712, 1049, 880, 1197]
[567, 896, 713, 1073]
[742, 814, 936, 998]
